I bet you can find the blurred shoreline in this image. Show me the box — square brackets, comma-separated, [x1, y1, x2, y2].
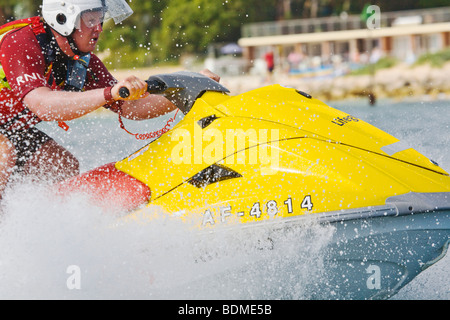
[112, 61, 450, 103]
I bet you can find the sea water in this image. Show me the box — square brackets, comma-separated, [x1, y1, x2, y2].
[331, 97, 450, 300]
[0, 97, 448, 299]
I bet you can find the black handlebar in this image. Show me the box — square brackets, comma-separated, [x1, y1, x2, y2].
[118, 79, 168, 98]
[116, 71, 229, 115]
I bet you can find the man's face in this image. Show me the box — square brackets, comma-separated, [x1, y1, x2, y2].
[71, 10, 104, 53]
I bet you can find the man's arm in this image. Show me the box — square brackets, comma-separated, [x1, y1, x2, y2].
[23, 76, 175, 122]
[109, 75, 176, 120]
[24, 69, 219, 122]
[109, 69, 220, 121]
[23, 86, 109, 121]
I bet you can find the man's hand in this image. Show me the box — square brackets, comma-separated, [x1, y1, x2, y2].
[199, 69, 220, 82]
[112, 76, 149, 101]
[111, 70, 219, 102]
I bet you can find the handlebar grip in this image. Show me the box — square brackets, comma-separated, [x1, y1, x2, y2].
[118, 78, 167, 99]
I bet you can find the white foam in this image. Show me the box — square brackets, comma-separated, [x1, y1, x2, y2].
[0, 182, 334, 299]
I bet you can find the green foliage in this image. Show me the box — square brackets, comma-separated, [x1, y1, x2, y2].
[99, 0, 277, 67]
[414, 48, 450, 68]
[0, 0, 40, 23]
[153, 0, 252, 61]
[348, 57, 399, 75]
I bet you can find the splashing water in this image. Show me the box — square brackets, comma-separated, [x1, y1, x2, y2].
[0, 180, 334, 299]
[0, 98, 449, 299]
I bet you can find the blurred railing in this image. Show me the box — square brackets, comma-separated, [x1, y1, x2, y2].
[242, 7, 450, 38]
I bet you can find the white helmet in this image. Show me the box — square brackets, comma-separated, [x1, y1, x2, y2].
[42, 0, 133, 36]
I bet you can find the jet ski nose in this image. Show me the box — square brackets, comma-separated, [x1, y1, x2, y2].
[55, 163, 151, 212]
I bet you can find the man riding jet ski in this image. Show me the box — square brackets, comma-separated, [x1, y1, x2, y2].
[1, 1, 448, 300]
[0, 0, 218, 200]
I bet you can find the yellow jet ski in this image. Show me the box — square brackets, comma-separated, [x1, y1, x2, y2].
[58, 72, 450, 299]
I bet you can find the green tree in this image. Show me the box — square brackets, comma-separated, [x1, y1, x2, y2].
[0, 0, 40, 24]
[153, 0, 276, 62]
[97, 0, 158, 68]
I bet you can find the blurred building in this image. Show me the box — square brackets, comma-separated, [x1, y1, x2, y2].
[238, 7, 450, 76]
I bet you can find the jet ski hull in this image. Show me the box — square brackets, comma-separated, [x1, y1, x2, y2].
[246, 192, 450, 299]
[160, 199, 449, 300]
[316, 197, 450, 299]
